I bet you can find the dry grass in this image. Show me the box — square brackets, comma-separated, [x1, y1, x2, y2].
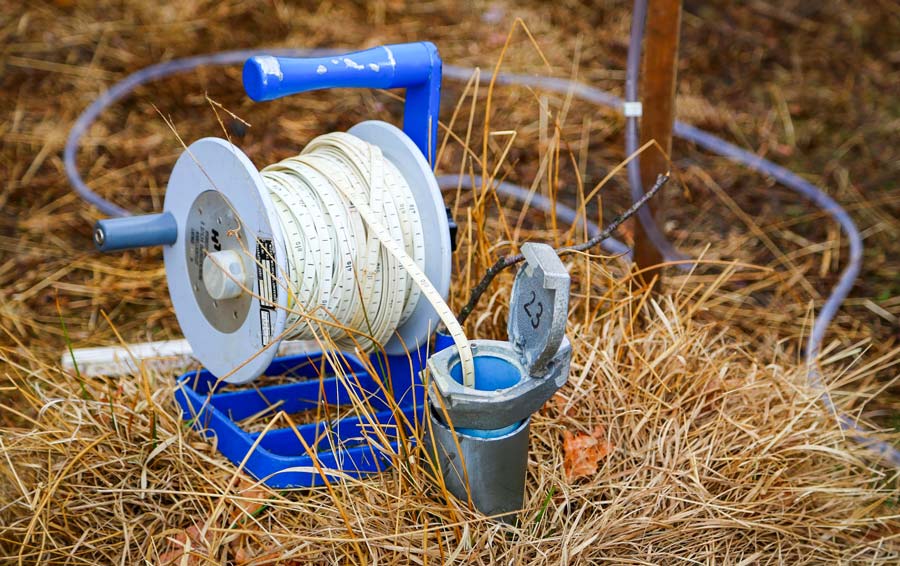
[2, 0, 900, 564]
[2, 258, 899, 564]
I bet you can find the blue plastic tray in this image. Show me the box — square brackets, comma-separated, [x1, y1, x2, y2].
[174, 348, 431, 488]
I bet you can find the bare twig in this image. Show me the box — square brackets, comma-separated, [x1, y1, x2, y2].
[456, 173, 669, 325]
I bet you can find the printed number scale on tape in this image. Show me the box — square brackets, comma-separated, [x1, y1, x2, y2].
[259, 132, 475, 387]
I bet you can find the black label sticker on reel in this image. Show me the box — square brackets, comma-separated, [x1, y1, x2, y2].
[256, 238, 277, 346]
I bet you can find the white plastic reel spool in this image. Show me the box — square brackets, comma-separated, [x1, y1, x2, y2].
[162, 120, 451, 384]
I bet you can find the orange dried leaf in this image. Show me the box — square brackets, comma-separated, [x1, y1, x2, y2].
[231, 477, 270, 521]
[158, 524, 211, 565]
[563, 425, 613, 481]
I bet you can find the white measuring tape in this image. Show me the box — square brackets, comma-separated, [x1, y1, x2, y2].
[259, 132, 475, 387]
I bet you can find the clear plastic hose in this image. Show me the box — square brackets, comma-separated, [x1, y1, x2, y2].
[434, 175, 632, 258]
[64, 38, 899, 465]
[624, 0, 692, 265]
[64, 48, 333, 217]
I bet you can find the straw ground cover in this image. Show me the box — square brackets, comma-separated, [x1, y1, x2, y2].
[2, 1, 899, 563]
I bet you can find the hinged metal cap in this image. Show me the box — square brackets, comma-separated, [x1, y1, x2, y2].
[508, 242, 570, 376]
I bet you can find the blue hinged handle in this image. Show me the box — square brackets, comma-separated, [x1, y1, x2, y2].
[242, 42, 442, 165]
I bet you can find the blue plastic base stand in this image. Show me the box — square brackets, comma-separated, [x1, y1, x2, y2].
[174, 347, 434, 488]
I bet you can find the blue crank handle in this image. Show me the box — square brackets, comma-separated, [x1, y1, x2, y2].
[242, 42, 442, 164]
[243, 43, 438, 100]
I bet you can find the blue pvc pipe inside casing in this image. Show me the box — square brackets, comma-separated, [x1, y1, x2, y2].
[449, 355, 525, 438]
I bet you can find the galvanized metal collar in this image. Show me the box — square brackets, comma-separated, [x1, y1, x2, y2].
[426, 242, 572, 430]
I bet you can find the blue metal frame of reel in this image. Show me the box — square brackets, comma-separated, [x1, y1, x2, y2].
[174, 42, 445, 488]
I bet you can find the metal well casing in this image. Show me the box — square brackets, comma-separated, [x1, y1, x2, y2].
[425, 242, 572, 522]
[424, 339, 569, 522]
[427, 414, 530, 523]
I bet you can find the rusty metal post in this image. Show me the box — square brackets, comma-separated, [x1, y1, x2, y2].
[633, 0, 682, 288]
